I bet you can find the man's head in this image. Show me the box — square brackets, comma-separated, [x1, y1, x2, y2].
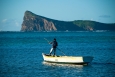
[54, 38, 56, 41]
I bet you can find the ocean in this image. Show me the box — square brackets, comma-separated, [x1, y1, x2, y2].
[0, 31, 115, 77]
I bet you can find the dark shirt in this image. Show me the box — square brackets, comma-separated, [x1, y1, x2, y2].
[50, 40, 58, 48]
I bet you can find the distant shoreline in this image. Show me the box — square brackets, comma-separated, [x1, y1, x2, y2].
[0, 30, 114, 33]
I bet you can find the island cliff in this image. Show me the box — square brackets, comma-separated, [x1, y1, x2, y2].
[21, 11, 115, 31]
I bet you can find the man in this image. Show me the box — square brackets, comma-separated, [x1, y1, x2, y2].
[49, 38, 58, 56]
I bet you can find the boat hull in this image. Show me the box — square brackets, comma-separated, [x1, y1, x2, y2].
[42, 53, 93, 64]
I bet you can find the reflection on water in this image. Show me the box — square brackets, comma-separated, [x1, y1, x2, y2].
[42, 61, 84, 73]
[42, 61, 84, 68]
[42, 61, 115, 77]
[42, 61, 95, 77]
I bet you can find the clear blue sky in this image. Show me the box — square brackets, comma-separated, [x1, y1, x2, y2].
[0, 0, 115, 31]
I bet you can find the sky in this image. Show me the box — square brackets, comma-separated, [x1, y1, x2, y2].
[0, 0, 115, 31]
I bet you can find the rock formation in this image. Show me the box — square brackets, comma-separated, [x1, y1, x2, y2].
[21, 11, 115, 31]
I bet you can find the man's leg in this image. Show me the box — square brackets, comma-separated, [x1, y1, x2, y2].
[49, 48, 53, 55]
[53, 48, 56, 56]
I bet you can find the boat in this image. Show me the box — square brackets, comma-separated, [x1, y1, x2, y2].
[42, 53, 93, 65]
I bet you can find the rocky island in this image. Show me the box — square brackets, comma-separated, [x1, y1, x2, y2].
[21, 11, 115, 31]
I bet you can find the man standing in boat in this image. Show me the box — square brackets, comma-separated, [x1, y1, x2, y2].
[49, 38, 58, 56]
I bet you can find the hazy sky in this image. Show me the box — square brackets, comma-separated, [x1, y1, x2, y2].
[0, 0, 115, 31]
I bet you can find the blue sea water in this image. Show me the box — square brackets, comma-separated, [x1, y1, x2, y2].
[0, 31, 115, 77]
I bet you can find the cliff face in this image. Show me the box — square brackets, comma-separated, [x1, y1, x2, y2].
[21, 11, 84, 31]
[21, 11, 57, 31]
[21, 11, 115, 31]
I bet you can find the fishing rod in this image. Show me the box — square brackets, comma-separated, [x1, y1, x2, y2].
[44, 38, 50, 43]
[56, 48, 66, 56]
[44, 38, 66, 56]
